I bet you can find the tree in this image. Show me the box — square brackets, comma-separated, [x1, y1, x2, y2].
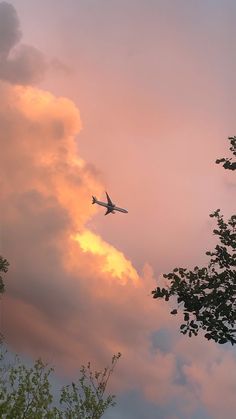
[0, 256, 9, 295]
[152, 136, 236, 345]
[0, 255, 120, 416]
[0, 352, 57, 418]
[0, 346, 121, 418]
[0, 256, 9, 343]
[60, 352, 121, 419]
[216, 136, 236, 170]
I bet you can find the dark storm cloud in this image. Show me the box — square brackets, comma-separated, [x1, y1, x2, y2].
[0, 1, 46, 84]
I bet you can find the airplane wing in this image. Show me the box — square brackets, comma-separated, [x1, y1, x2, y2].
[105, 192, 114, 206]
[105, 207, 114, 216]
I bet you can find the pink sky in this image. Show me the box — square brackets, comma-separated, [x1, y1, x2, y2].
[0, 2, 236, 418]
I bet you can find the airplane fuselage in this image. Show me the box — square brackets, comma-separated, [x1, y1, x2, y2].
[95, 200, 128, 213]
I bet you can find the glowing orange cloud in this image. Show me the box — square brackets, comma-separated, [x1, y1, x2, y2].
[73, 230, 139, 285]
[0, 81, 103, 231]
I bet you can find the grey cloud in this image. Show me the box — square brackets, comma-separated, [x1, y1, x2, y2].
[0, 2, 21, 59]
[49, 57, 72, 76]
[0, 44, 47, 84]
[0, 2, 46, 84]
[1, 189, 81, 323]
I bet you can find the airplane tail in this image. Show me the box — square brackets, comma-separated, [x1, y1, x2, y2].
[92, 196, 97, 204]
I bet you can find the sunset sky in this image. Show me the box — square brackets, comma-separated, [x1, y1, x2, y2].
[0, 1, 236, 418]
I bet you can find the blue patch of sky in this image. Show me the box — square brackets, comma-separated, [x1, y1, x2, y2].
[103, 388, 211, 419]
[150, 328, 174, 354]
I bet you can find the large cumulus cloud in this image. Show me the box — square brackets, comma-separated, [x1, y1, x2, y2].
[1, 79, 236, 419]
[0, 79, 193, 416]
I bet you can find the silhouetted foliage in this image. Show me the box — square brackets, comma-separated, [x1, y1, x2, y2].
[0, 256, 9, 295]
[216, 136, 236, 170]
[152, 137, 236, 345]
[0, 256, 9, 342]
[0, 347, 121, 418]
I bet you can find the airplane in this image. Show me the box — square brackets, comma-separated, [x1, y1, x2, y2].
[92, 192, 128, 215]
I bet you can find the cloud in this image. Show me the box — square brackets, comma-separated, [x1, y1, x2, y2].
[0, 2, 21, 59]
[73, 229, 139, 284]
[0, 1, 69, 85]
[183, 350, 236, 419]
[0, 78, 196, 417]
[0, 44, 47, 84]
[0, 56, 236, 419]
[49, 57, 72, 76]
[0, 79, 102, 323]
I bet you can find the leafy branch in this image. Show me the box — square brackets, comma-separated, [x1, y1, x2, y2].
[152, 136, 236, 345]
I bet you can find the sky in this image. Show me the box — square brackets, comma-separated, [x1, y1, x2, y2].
[0, 1, 235, 418]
